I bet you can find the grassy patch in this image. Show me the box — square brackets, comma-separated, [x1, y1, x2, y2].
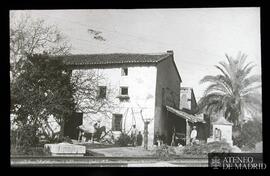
[11, 145, 46, 156]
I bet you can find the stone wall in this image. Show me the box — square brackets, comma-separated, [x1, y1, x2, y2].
[179, 87, 197, 114]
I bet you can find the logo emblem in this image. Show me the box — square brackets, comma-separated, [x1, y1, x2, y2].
[210, 156, 221, 169]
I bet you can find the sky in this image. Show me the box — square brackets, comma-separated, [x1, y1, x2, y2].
[11, 8, 261, 100]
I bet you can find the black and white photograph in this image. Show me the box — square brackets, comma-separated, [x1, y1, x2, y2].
[10, 8, 263, 168]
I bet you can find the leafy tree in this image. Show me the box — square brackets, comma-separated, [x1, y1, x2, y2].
[10, 13, 112, 154]
[10, 12, 73, 153]
[10, 55, 116, 152]
[198, 53, 261, 127]
[11, 54, 76, 143]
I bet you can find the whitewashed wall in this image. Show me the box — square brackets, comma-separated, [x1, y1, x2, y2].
[73, 66, 157, 146]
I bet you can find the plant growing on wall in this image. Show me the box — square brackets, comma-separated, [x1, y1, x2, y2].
[70, 70, 117, 123]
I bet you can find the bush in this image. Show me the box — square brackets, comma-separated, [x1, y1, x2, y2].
[56, 136, 73, 144]
[233, 120, 262, 149]
[154, 144, 176, 160]
[115, 132, 132, 147]
[183, 141, 233, 156]
[10, 124, 40, 155]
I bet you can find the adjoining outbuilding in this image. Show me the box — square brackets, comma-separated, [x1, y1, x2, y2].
[207, 115, 233, 146]
[164, 87, 210, 146]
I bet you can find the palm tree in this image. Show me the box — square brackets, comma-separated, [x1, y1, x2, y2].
[198, 52, 261, 128]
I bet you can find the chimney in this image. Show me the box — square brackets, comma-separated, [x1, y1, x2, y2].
[167, 50, 174, 54]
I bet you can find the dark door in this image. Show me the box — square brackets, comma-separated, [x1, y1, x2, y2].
[64, 112, 83, 140]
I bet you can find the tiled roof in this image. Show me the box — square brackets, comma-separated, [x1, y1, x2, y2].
[166, 106, 206, 123]
[181, 87, 193, 90]
[212, 117, 233, 125]
[57, 53, 171, 66]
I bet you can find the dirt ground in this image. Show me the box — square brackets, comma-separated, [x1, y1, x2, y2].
[89, 146, 155, 157]
[75, 141, 154, 157]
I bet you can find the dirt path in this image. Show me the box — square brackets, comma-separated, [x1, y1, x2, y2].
[90, 147, 155, 157]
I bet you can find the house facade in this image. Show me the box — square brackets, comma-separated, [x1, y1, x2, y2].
[61, 50, 182, 147]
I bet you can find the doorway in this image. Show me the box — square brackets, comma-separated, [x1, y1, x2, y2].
[64, 112, 83, 140]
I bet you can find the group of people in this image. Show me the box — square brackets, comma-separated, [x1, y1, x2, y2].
[130, 125, 143, 146]
[169, 125, 198, 146]
[78, 121, 143, 146]
[133, 125, 199, 146]
[78, 120, 103, 142]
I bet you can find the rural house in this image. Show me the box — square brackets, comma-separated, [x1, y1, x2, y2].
[59, 50, 207, 147]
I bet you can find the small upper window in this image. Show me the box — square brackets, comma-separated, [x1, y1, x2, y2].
[121, 68, 128, 76]
[98, 86, 107, 98]
[120, 87, 128, 95]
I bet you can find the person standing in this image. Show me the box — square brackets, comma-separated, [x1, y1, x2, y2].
[130, 125, 138, 146]
[93, 120, 101, 142]
[190, 126, 197, 145]
[171, 126, 176, 146]
[136, 131, 143, 146]
[94, 120, 101, 132]
[214, 128, 222, 141]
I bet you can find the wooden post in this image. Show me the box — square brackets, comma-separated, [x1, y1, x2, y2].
[186, 119, 190, 145]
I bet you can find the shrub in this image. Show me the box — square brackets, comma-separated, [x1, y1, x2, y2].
[115, 132, 132, 147]
[183, 141, 233, 156]
[56, 136, 73, 144]
[10, 124, 40, 155]
[206, 141, 233, 153]
[233, 119, 262, 149]
[154, 144, 176, 160]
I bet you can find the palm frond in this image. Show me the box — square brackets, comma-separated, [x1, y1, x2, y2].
[203, 83, 231, 96]
[242, 61, 255, 73]
[241, 92, 262, 106]
[237, 52, 248, 69]
[242, 74, 261, 87]
[241, 85, 261, 96]
[219, 60, 233, 79]
[200, 75, 233, 95]
[215, 65, 230, 79]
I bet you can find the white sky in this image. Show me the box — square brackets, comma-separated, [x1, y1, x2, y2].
[11, 8, 261, 100]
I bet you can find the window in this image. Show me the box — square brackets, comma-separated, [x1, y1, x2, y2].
[117, 87, 130, 101]
[120, 87, 128, 95]
[98, 86, 107, 98]
[112, 114, 123, 131]
[121, 68, 128, 76]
